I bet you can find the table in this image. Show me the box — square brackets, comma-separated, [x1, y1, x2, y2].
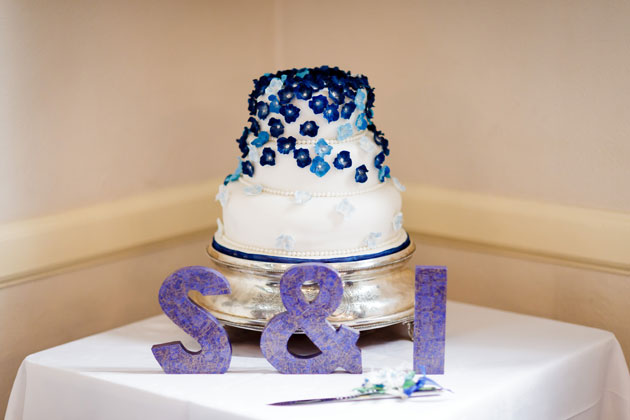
[5, 302, 630, 420]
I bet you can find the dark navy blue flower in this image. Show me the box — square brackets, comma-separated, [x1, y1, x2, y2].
[309, 95, 328, 114]
[248, 116, 260, 136]
[256, 101, 270, 120]
[277, 88, 294, 105]
[296, 83, 313, 100]
[260, 147, 276, 166]
[299, 120, 319, 137]
[333, 151, 352, 170]
[310, 156, 331, 177]
[252, 131, 270, 147]
[241, 160, 254, 177]
[340, 102, 356, 119]
[378, 165, 391, 182]
[236, 127, 250, 157]
[328, 85, 344, 105]
[279, 104, 300, 124]
[323, 105, 340, 122]
[355, 164, 369, 183]
[268, 117, 284, 138]
[268, 94, 281, 113]
[277, 136, 296, 154]
[374, 151, 385, 169]
[293, 148, 312, 168]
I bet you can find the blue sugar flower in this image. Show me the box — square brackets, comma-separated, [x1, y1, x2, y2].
[337, 123, 353, 140]
[343, 85, 356, 100]
[279, 104, 300, 124]
[309, 95, 328, 114]
[328, 85, 344, 105]
[340, 102, 356, 119]
[268, 94, 281, 113]
[314, 138, 332, 157]
[310, 156, 331, 177]
[293, 148, 312, 168]
[355, 164, 369, 183]
[299, 120, 319, 137]
[223, 159, 243, 184]
[248, 116, 260, 136]
[236, 127, 250, 157]
[241, 160, 254, 177]
[268, 117, 284, 138]
[277, 88, 294, 105]
[260, 147, 276, 166]
[277, 136, 296, 154]
[374, 151, 385, 169]
[296, 69, 310, 78]
[323, 105, 340, 122]
[378, 165, 391, 182]
[252, 131, 270, 147]
[256, 101, 270, 120]
[296, 83, 313, 100]
[333, 151, 352, 170]
[355, 88, 367, 110]
[355, 113, 368, 130]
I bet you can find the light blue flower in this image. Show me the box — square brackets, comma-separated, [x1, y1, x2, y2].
[392, 177, 406, 192]
[265, 78, 283, 96]
[310, 156, 331, 177]
[392, 212, 404, 231]
[363, 232, 382, 249]
[355, 88, 367, 111]
[337, 123, 353, 141]
[252, 131, 270, 147]
[314, 139, 333, 157]
[355, 113, 368, 130]
[215, 185, 229, 207]
[335, 198, 355, 220]
[294, 190, 312, 204]
[359, 135, 376, 153]
[244, 184, 263, 196]
[296, 69, 310, 78]
[275, 234, 295, 251]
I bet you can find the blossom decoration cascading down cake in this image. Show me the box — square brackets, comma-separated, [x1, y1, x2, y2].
[213, 66, 410, 263]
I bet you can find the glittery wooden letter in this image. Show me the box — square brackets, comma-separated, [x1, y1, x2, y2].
[152, 266, 231, 374]
[260, 263, 362, 374]
[414, 266, 447, 375]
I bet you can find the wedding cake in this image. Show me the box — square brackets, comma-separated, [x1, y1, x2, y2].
[213, 66, 409, 263]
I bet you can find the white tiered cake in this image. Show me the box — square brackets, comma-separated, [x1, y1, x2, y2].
[214, 66, 409, 263]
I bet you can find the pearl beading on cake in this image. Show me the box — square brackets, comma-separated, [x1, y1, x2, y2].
[265, 130, 368, 146]
[215, 230, 408, 258]
[238, 177, 386, 198]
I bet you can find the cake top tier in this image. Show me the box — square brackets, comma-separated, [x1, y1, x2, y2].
[225, 66, 392, 187]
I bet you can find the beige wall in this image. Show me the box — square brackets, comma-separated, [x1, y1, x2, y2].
[2, 0, 629, 415]
[0, 0, 274, 223]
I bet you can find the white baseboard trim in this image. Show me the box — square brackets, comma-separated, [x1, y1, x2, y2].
[1, 179, 628, 287]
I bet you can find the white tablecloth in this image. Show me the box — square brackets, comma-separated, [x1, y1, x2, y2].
[5, 302, 630, 420]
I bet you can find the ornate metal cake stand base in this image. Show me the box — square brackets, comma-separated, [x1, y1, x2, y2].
[194, 240, 416, 332]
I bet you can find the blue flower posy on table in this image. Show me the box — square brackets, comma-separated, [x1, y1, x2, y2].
[269, 367, 451, 406]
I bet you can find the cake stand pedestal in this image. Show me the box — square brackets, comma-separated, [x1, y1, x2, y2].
[193, 241, 416, 332]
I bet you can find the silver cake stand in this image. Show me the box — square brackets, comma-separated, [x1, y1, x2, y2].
[193, 239, 416, 332]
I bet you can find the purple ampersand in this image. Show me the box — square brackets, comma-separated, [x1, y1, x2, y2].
[414, 266, 447, 375]
[152, 266, 231, 374]
[260, 263, 362, 374]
